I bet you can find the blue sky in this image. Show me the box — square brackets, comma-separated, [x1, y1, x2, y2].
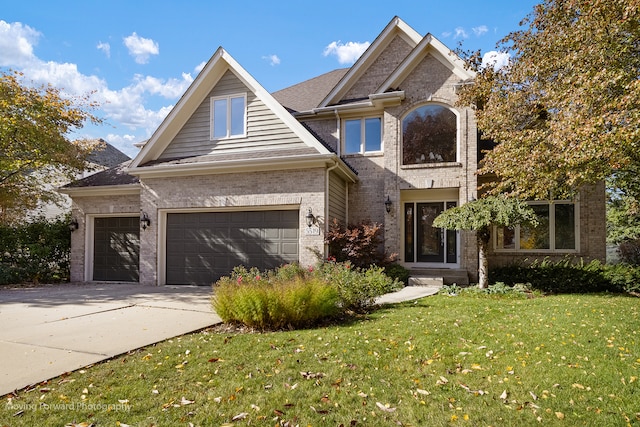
[1, 0, 539, 157]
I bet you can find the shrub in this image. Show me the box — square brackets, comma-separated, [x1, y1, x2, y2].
[315, 261, 403, 312]
[490, 258, 629, 294]
[617, 238, 640, 265]
[325, 219, 396, 268]
[212, 265, 339, 330]
[0, 215, 70, 285]
[383, 263, 410, 285]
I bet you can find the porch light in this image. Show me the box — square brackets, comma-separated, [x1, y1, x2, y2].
[69, 217, 79, 232]
[140, 212, 151, 230]
[385, 196, 392, 213]
[305, 208, 315, 227]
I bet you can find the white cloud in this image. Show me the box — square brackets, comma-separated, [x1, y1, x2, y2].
[123, 32, 159, 64]
[0, 20, 40, 67]
[97, 41, 111, 58]
[472, 25, 488, 37]
[323, 40, 370, 65]
[195, 61, 207, 73]
[482, 50, 510, 71]
[454, 27, 469, 39]
[262, 54, 280, 66]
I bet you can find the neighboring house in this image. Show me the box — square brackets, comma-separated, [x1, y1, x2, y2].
[30, 139, 130, 220]
[59, 17, 605, 286]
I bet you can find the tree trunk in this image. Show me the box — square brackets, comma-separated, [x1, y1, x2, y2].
[477, 236, 489, 289]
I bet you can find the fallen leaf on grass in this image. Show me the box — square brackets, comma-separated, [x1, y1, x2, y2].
[436, 376, 449, 385]
[376, 402, 397, 412]
[181, 397, 194, 405]
[555, 411, 565, 419]
[416, 389, 430, 396]
[231, 412, 248, 421]
[300, 371, 325, 379]
[500, 390, 508, 400]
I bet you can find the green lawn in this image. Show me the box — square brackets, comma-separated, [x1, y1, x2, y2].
[2, 293, 639, 426]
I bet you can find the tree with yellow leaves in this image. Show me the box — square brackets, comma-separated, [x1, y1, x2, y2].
[0, 71, 102, 224]
[458, 0, 640, 200]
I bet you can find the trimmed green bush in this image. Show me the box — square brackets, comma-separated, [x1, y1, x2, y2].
[315, 261, 403, 312]
[383, 263, 410, 285]
[0, 215, 70, 285]
[490, 258, 640, 294]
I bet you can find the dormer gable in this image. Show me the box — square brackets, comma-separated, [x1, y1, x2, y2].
[128, 48, 340, 174]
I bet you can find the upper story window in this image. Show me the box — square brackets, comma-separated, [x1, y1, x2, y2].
[495, 201, 578, 252]
[402, 104, 457, 165]
[211, 93, 246, 139]
[344, 117, 382, 154]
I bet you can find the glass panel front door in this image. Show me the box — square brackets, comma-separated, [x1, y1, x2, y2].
[405, 201, 458, 264]
[416, 203, 444, 263]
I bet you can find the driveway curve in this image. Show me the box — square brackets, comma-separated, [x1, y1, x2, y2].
[0, 283, 220, 397]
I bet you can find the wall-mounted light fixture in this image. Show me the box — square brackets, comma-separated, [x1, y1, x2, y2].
[384, 196, 392, 213]
[69, 217, 79, 232]
[305, 208, 315, 227]
[140, 212, 151, 230]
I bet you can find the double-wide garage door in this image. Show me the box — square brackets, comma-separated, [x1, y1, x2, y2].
[166, 210, 299, 285]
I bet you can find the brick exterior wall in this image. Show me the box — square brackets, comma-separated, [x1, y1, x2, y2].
[69, 193, 140, 283]
[138, 168, 327, 285]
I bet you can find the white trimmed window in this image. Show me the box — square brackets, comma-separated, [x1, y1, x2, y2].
[495, 201, 579, 251]
[211, 93, 246, 139]
[344, 117, 382, 154]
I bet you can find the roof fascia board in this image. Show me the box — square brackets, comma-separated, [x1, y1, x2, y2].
[318, 16, 421, 108]
[377, 34, 476, 93]
[57, 184, 141, 197]
[128, 154, 358, 181]
[296, 90, 405, 119]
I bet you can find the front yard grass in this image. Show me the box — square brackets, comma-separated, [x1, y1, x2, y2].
[3, 293, 639, 426]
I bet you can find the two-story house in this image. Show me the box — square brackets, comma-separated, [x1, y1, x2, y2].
[60, 17, 605, 286]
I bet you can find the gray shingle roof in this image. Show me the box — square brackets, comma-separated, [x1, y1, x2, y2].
[87, 139, 131, 168]
[63, 161, 139, 188]
[272, 68, 349, 113]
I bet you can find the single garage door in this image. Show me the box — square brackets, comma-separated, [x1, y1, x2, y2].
[166, 210, 299, 285]
[93, 217, 140, 282]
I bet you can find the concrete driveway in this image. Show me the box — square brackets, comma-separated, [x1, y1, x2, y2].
[0, 283, 221, 397]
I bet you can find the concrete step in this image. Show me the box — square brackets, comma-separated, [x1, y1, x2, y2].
[409, 268, 469, 286]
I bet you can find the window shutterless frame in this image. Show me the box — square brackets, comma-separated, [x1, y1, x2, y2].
[493, 200, 580, 252]
[210, 93, 247, 140]
[343, 117, 382, 154]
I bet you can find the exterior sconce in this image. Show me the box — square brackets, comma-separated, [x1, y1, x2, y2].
[140, 212, 151, 230]
[305, 208, 315, 227]
[69, 217, 79, 232]
[384, 196, 392, 213]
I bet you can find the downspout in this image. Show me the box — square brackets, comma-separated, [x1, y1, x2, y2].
[325, 160, 339, 260]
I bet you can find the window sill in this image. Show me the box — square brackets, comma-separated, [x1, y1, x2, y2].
[343, 151, 384, 157]
[401, 162, 462, 170]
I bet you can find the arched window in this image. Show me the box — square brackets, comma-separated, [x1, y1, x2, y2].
[402, 104, 457, 165]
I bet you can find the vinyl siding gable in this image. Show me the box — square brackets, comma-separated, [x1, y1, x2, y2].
[159, 70, 308, 160]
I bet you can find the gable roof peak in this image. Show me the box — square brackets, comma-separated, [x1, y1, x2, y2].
[318, 16, 422, 108]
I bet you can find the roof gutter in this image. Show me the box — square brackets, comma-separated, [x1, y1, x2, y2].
[294, 90, 405, 118]
[126, 153, 358, 181]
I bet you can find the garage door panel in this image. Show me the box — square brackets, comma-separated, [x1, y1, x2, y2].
[166, 210, 299, 285]
[93, 217, 139, 282]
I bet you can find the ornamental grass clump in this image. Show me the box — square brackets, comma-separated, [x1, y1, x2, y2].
[212, 266, 339, 330]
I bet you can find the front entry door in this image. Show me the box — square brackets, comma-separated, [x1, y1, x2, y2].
[405, 201, 458, 264]
[417, 203, 445, 262]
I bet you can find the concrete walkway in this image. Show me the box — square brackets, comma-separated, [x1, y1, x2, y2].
[0, 282, 440, 397]
[0, 284, 220, 397]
